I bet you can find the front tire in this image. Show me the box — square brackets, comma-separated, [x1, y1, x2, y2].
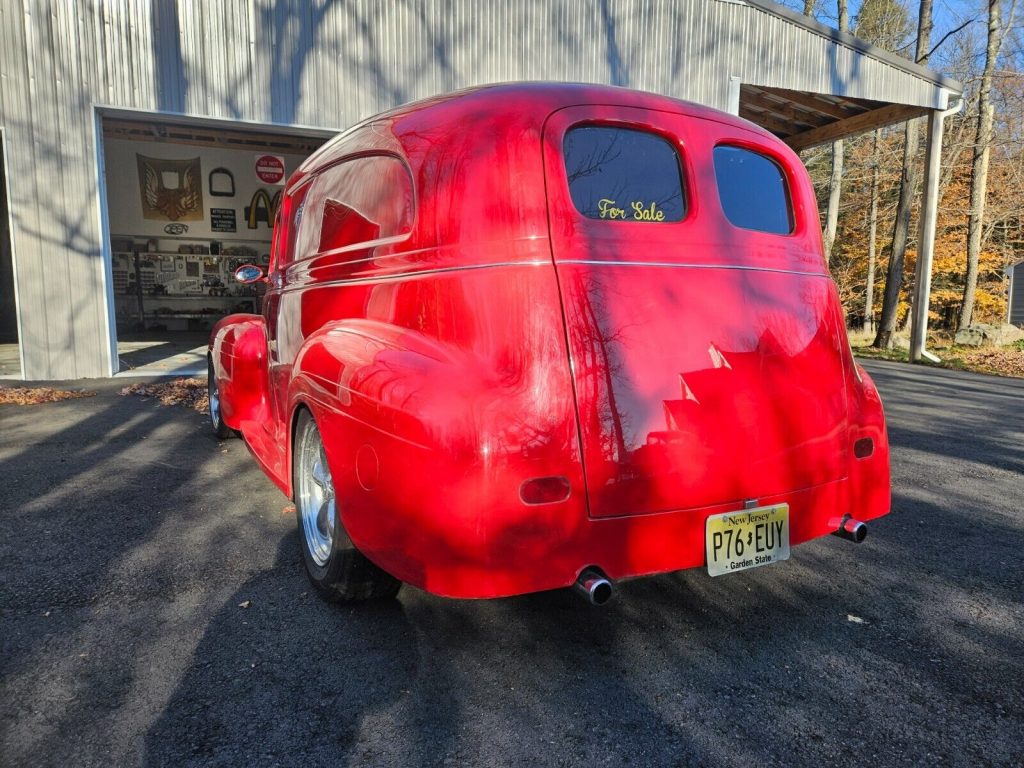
[207, 357, 234, 439]
[293, 409, 401, 602]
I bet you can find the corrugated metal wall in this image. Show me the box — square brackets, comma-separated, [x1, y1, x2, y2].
[0, 0, 954, 379]
[1010, 264, 1024, 326]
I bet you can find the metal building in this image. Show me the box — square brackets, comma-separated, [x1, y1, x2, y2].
[0, 0, 963, 380]
[1010, 262, 1024, 326]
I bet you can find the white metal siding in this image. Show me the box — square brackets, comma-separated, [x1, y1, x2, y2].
[0, 0, 958, 378]
[1010, 263, 1024, 326]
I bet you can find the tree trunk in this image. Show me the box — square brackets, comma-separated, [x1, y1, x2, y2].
[824, 141, 843, 264]
[863, 129, 881, 333]
[959, 0, 1002, 330]
[873, 0, 931, 349]
[822, 0, 849, 265]
[874, 120, 921, 348]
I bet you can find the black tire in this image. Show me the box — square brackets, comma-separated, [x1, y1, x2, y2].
[207, 357, 235, 440]
[292, 409, 401, 602]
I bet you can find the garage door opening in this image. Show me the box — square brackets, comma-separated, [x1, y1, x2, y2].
[98, 114, 329, 375]
[0, 130, 21, 378]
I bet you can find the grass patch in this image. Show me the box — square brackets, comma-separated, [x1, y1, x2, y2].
[850, 334, 1024, 378]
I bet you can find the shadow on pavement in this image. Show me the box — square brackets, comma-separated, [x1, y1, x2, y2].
[1, 361, 1021, 767]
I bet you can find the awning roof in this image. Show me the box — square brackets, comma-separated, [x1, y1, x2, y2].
[741, 85, 934, 151]
[736, 0, 963, 151]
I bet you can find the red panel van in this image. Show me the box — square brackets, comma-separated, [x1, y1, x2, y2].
[209, 83, 890, 603]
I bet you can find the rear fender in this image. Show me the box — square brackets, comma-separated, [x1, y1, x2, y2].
[285, 317, 587, 588]
[847, 363, 891, 521]
[209, 314, 272, 433]
[284, 317, 481, 557]
[287, 318, 474, 449]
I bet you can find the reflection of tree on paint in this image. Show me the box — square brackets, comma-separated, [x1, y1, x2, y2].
[137, 155, 204, 221]
[568, 272, 633, 466]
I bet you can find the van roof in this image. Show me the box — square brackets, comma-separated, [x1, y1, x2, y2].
[301, 81, 779, 175]
[381, 81, 767, 131]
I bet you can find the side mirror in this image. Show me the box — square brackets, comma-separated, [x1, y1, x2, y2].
[233, 264, 265, 284]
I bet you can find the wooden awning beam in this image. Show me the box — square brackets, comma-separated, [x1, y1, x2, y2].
[784, 103, 931, 151]
[741, 92, 830, 131]
[761, 88, 863, 120]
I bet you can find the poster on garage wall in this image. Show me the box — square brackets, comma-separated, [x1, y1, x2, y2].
[106, 139, 307, 241]
[136, 155, 204, 221]
[255, 154, 286, 185]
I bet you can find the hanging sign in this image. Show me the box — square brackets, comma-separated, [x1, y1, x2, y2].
[137, 155, 204, 221]
[255, 154, 286, 185]
[245, 189, 274, 229]
[211, 207, 237, 232]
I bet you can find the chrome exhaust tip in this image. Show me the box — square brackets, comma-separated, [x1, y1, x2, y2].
[573, 568, 613, 606]
[831, 515, 868, 543]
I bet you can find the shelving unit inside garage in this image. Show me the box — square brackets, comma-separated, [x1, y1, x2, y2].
[110, 236, 267, 332]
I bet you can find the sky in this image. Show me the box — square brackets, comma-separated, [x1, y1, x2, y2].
[778, 0, 987, 42]
[776, 0, 981, 31]
[774, 0, 1021, 76]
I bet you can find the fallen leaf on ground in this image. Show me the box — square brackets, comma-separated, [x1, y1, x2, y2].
[238, 600, 252, 609]
[119, 378, 209, 413]
[952, 347, 1024, 378]
[0, 387, 96, 406]
[282, 505, 296, 516]
[847, 614, 866, 624]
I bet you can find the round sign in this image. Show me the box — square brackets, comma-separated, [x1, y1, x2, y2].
[255, 154, 285, 184]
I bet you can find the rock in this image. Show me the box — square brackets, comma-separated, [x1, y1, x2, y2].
[955, 325, 991, 346]
[891, 332, 911, 351]
[995, 323, 1024, 346]
[955, 323, 1024, 347]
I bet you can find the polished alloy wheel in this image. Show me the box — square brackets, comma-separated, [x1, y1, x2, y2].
[208, 375, 221, 429]
[297, 421, 336, 567]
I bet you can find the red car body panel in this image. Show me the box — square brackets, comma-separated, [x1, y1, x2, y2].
[210, 83, 890, 599]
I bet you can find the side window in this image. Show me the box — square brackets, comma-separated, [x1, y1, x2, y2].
[281, 181, 312, 267]
[563, 126, 685, 222]
[713, 146, 793, 235]
[293, 155, 414, 261]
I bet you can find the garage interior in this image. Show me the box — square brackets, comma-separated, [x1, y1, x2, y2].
[99, 115, 327, 375]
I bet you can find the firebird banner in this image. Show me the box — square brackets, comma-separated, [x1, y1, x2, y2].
[137, 155, 204, 222]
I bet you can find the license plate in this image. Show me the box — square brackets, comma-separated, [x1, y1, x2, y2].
[705, 503, 790, 577]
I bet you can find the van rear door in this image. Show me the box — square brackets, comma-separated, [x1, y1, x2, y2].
[542, 105, 850, 519]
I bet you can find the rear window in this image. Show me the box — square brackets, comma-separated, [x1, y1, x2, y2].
[713, 146, 793, 234]
[563, 126, 685, 222]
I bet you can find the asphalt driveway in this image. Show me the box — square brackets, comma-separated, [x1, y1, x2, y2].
[1, 359, 1021, 767]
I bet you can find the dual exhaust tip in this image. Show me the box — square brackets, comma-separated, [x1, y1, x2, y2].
[573, 568, 613, 606]
[572, 516, 866, 606]
[831, 515, 868, 543]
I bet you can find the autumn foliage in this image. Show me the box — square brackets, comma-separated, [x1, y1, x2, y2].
[797, 0, 1023, 333]
[806, 91, 1021, 330]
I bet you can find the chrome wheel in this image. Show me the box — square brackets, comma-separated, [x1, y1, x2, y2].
[297, 420, 336, 567]
[207, 360, 233, 438]
[208, 375, 221, 428]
